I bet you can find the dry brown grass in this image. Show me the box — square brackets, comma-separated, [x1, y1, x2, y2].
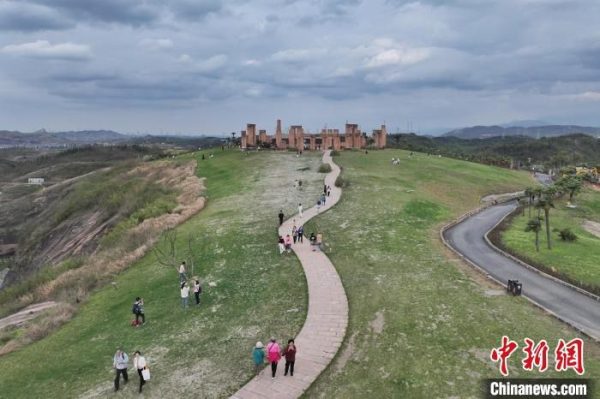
[0, 160, 205, 356]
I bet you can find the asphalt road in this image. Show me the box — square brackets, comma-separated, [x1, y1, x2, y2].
[444, 201, 600, 340]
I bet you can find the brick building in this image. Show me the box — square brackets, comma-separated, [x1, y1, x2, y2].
[240, 119, 387, 150]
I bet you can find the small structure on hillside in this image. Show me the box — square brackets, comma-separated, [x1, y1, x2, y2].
[27, 178, 45, 185]
[240, 119, 387, 151]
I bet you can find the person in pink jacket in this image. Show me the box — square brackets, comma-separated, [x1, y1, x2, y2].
[266, 338, 281, 378]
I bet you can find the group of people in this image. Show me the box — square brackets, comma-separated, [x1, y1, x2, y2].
[178, 262, 202, 309]
[113, 348, 149, 393]
[252, 338, 297, 378]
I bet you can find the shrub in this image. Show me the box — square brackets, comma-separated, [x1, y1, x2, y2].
[335, 175, 346, 188]
[330, 150, 340, 157]
[318, 163, 332, 173]
[558, 228, 577, 242]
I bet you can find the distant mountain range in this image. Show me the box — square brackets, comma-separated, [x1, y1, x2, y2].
[443, 125, 600, 139]
[0, 129, 128, 147]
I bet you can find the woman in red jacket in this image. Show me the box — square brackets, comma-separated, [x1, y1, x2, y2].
[266, 338, 281, 378]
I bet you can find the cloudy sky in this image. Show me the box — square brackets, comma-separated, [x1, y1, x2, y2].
[1, 0, 599, 135]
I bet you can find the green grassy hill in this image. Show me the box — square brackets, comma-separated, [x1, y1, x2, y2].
[1, 150, 598, 398]
[303, 150, 600, 397]
[0, 150, 324, 398]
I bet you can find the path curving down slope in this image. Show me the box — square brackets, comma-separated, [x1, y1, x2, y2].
[232, 151, 348, 399]
[444, 201, 600, 340]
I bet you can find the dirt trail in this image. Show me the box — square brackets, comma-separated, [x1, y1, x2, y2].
[583, 220, 600, 239]
[0, 301, 57, 330]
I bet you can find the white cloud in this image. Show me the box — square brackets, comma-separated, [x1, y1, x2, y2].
[140, 38, 174, 50]
[270, 48, 327, 63]
[243, 59, 261, 66]
[569, 91, 600, 102]
[195, 54, 228, 72]
[2, 40, 91, 60]
[178, 53, 192, 63]
[365, 47, 429, 68]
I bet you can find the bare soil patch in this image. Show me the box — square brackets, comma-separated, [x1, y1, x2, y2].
[582, 220, 600, 239]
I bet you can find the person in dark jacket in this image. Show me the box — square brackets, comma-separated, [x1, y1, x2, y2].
[278, 210, 284, 226]
[283, 339, 297, 376]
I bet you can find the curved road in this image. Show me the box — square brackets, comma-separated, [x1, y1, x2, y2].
[444, 201, 600, 340]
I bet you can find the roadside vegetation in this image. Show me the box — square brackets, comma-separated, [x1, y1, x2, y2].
[0, 150, 324, 398]
[498, 185, 600, 295]
[303, 150, 600, 397]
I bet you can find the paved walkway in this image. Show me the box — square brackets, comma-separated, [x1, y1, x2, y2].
[444, 201, 600, 340]
[232, 151, 348, 399]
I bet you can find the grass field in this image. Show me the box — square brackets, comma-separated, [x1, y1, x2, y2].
[2, 149, 599, 398]
[0, 150, 324, 398]
[303, 150, 600, 398]
[499, 188, 600, 294]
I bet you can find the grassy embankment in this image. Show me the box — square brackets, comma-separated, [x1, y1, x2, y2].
[304, 150, 600, 398]
[499, 187, 600, 294]
[0, 150, 323, 398]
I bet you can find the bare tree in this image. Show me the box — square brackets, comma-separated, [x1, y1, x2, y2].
[153, 229, 179, 271]
[187, 233, 201, 277]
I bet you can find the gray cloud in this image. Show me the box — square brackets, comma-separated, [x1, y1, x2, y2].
[0, 1, 74, 31]
[1, 0, 600, 133]
[28, 0, 160, 26]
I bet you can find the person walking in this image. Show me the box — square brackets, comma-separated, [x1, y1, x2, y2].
[278, 210, 284, 226]
[323, 184, 327, 195]
[133, 351, 147, 393]
[180, 282, 190, 309]
[316, 199, 321, 213]
[283, 339, 297, 377]
[310, 232, 317, 251]
[266, 338, 281, 378]
[327, 186, 331, 197]
[320, 193, 326, 206]
[179, 261, 187, 282]
[297, 226, 304, 243]
[298, 203, 303, 218]
[113, 348, 129, 391]
[284, 234, 293, 253]
[133, 297, 145, 326]
[292, 225, 298, 244]
[278, 236, 285, 254]
[193, 280, 202, 305]
[316, 232, 323, 252]
[252, 341, 265, 375]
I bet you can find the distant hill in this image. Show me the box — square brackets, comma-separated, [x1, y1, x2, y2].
[0, 130, 127, 147]
[443, 125, 600, 139]
[388, 133, 600, 170]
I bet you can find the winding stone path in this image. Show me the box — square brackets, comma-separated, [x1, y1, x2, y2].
[231, 151, 348, 399]
[444, 201, 600, 340]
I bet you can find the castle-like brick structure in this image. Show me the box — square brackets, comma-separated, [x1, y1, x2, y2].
[240, 119, 387, 151]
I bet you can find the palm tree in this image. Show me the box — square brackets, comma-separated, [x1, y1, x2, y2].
[525, 218, 542, 252]
[533, 186, 543, 218]
[524, 187, 534, 218]
[535, 186, 556, 249]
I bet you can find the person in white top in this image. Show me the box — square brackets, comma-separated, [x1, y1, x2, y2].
[298, 203, 303, 218]
[133, 351, 147, 393]
[179, 261, 186, 282]
[180, 281, 190, 309]
[193, 280, 202, 305]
